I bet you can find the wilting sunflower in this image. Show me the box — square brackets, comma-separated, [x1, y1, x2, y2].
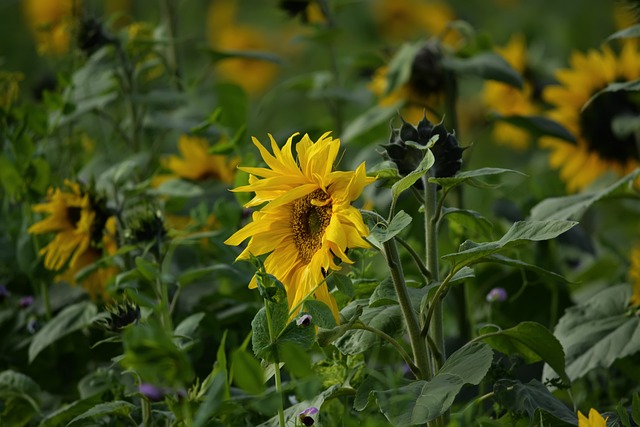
[629, 244, 640, 307]
[540, 43, 640, 192]
[482, 34, 539, 150]
[28, 180, 117, 298]
[224, 132, 375, 320]
[153, 135, 238, 185]
[207, 0, 279, 95]
[22, 0, 79, 55]
[577, 408, 607, 427]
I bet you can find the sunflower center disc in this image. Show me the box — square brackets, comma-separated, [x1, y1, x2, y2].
[291, 189, 332, 264]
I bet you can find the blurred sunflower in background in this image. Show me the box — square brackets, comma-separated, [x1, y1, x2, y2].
[22, 0, 79, 55]
[483, 34, 539, 150]
[153, 134, 238, 185]
[540, 42, 640, 192]
[28, 180, 117, 299]
[225, 132, 375, 320]
[207, 0, 280, 95]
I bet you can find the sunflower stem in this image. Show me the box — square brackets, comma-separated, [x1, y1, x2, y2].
[40, 280, 52, 321]
[382, 238, 431, 380]
[160, 0, 183, 91]
[265, 299, 286, 427]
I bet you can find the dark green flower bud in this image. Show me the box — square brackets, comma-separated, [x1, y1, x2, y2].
[104, 299, 141, 332]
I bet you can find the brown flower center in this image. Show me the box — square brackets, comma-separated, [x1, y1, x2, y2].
[292, 189, 332, 264]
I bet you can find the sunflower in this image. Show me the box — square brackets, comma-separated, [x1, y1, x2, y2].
[207, 0, 279, 95]
[629, 244, 640, 307]
[577, 408, 607, 427]
[22, 0, 78, 55]
[153, 135, 238, 185]
[28, 180, 117, 298]
[540, 43, 640, 192]
[482, 34, 538, 150]
[224, 132, 375, 320]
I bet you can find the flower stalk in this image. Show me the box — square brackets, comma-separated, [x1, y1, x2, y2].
[264, 298, 286, 427]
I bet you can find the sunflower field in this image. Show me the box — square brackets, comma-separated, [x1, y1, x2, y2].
[2, 0, 640, 426]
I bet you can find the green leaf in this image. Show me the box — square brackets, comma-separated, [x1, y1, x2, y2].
[38, 395, 103, 427]
[583, 79, 640, 111]
[494, 379, 577, 426]
[490, 114, 576, 142]
[67, 401, 135, 426]
[174, 312, 205, 339]
[481, 253, 570, 284]
[633, 393, 640, 426]
[391, 150, 435, 199]
[191, 371, 227, 427]
[543, 284, 640, 382]
[529, 169, 640, 221]
[215, 82, 248, 130]
[442, 207, 493, 240]
[260, 385, 342, 427]
[607, 24, 640, 40]
[328, 273, 355, 298]
[29, 302, 97, 362]
[442, 220, 577, 270]
[376, 342, 493, 425]
[0, 370, 40, 412]
[231, 350, 266, 395]
[134, 256, 159, 281]
[208, 48, 283, 64]
[334, 301, 403, 355]
[442, 52, 523, 88]
[370, 210, 413, 246]
[385, 42, 423, 94]
[149, 178, 204, 198]
[303, 300, 337, 329]
[177, 265, 239, 286]
[480, 321, 569, 384]
[341, 101, 404, 143]
[316, 305, 363, 347]
[278, 342, 313, 378]
[430, 167, 525, 191]
[617, 400, 632, 427]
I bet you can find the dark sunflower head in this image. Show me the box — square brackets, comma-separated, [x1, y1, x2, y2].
[123, 204, 166, 245]
[78, 17, 115, 56]
[103, 299, 141, 332]
[279, 0, 324, 23]
[408, 42, 447, 101]
[383, 115, 463, 188]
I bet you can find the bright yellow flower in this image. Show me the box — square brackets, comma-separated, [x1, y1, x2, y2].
[540, 43, 640, 192]
[154, 135, 238, 185]
[372, 0, 459, 45]
[483, 34, 538, 150]
[578, 408, 607, 427]
[28, 181, 117, 298]
[629, 245, 640, 307]
[22, 0, 78, 55]
[207, 0, 279, 95]
[224, 132, 375, 320]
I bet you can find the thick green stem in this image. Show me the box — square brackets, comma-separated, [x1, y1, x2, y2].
[40, 281, 52, 320]
[383, 239, 431, 380]
[265, 300, 286, 427]
[160, 0, 183, 91]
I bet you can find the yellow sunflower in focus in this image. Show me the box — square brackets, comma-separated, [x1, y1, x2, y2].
[224, 132, 375, 320]
[541, 43, 640, 192]
[22, 0, 78, 55]
[207, 0, 279, 95]
[578, 408, 607, 427]
[28, 181, 117, 299]
[154, 135, 238, 186]
[629, 245, 640, 307]
[483, 34, 538, 150]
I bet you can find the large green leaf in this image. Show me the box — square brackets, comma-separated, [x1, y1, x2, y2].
[29, 301, 97, 362]
[0, 370, 40, 414]
[543, 284, 640, 382]
[259, 385, 343, 427]
[39, 395, 103, 427]
[430, 168, 525, 191]
[370, 210, 413, 248]
[191, 371, 227, 427]
[494, 379, 577, 426]
[375, 342, 493, 426]
[334, 301, 403, 355]
[529, 169, 640, 221]
[490, 114, 576, 142]
[442, 207, 493, 240]
[442, 52, 523, 88]
[607, 24, 640, 40]
[481, 253, 570, 284]
[442, 220, 577, 270]
[391, 150, 435, 200]
[231, 350, 266, 395]
[341, 102, 404, 143]
[66, 401, 135, 427]
[479, 321, 569, 384]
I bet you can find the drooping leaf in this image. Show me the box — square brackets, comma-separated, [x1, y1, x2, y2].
[231, 350, 266, 395]
[174, 313, 206, 340]
[543, 284, 640, 382]
[430, 167, 525, 191]
[391, 149, 435, 199]
[479, 321, 569, 384]
[39, 395, 103, 427]
[494, 379, 577, 426]
[376, 342, 493, 426]
[490, 114, 576, 142]
[384, 42, 423, 94]
[334, 301, 403, 355]
[0, 370, 40, 412]
[442, 207, 493, 240]
[29, 301, 97, 362]
[341, 102, 404, 143]
[370, 210, 413, 246]
[303, 300, 337, 329]
[149, 178, 204, 198]
[328, 273, 355, 298]
[191, 371, 227, 427]
[529, 169, 640, 221]
[607, 24, 640, 40]
[442, 220, 577, 270]
[582, 80, 640, 111]
[66, 401, 136, 427]
[442, 52, 524, 88]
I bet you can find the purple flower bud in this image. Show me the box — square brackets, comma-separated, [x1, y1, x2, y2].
[139, 383, 165, 402]
[486, 287, 508, 303]
[296, 314, 312, 327]
[299, 407, 318, 426]
[19, 296, 34, 309]
[0, 285, 10, 303]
